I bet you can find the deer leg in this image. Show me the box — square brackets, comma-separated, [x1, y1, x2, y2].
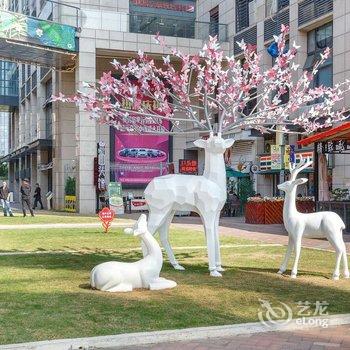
[203, 213, 221, 277]
[159, 211, 185, 270]
[146, 209, 168, 258]
[328, 235, 344, 280]
[291, 234, 302, 278]
[278, 236, 294, 275]
[214, 210, 224, 272]
[341, 241, 349, 278]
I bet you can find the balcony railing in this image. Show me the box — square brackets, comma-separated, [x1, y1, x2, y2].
[31, 71, 37, 91]
[298, 0, 333, 27]
[129, 13, 228, 42]
[40, 67, 50, 80]
[264, 8, 289, 41]
[20, 85, 25, 102]
[26, 79, 31, 96]
[234, 25, 257, 55]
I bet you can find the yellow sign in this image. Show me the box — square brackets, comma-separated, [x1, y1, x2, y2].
[284, 145, 291, 169]
[65, 195, 77, 212]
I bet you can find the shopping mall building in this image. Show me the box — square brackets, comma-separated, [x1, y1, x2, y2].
[0, 0, 349, 214]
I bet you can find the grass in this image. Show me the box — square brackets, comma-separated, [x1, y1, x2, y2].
[0, 212, 102, 225]
[1, 226, 350, 345]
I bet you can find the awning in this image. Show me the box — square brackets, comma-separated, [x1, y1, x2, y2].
[1, 139, 52, 162]
[226, 167, 249, 178]
[297, 122, 350, 147]
[257, 168, 313, 175]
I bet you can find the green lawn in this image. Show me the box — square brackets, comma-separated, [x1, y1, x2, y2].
[0, 212, 102, 225]
[1, 226, 350, 345]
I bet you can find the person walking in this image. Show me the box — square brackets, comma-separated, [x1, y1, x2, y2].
[0, 181, 14, 217]
[33, 183, 44, 210]
[20, 178, 34, 217]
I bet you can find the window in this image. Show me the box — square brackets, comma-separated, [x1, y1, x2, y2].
[266, 0, 289, 17]
[9, 0, 19, 12]
[45, 103, 53, 139]
[209, 6, 219, 37]
[305, 22, 333, 90]
[236, 0, 256, 33]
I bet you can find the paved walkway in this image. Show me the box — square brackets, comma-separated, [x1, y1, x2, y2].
[118, 325, 350, 350]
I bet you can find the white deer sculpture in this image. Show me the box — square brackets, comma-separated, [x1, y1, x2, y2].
[90, 214, 177, 292]
[277, 156, 349, 280]
[144, 132, 235, 277]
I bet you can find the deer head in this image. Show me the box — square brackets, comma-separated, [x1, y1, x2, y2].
[193, 132, 235, 154]
[277, 156, 313, 194]
[124, 214, 148, 236]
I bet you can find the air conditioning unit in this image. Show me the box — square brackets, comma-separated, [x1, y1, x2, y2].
[249, 0, 257, 25]
[266, 0, 278, 17]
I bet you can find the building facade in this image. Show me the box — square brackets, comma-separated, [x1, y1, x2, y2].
[0, 0, 348, 213]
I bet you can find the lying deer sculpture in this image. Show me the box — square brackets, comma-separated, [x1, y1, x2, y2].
[277, 156, 349, 280]
[144, 132, 234, 277]
[90, 214, 177, 292]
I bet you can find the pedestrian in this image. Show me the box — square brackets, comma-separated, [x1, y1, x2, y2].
[33, 183, 44, 210]
[0, 181, 14, 217]
[20, 178, 34, 217]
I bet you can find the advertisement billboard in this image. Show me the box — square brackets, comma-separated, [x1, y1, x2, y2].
[0, 10, 77, 52]
[114, 98, 169, 185]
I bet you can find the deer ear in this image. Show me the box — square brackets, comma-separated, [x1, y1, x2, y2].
[193, 139, 207, 149]
[224, 138, 235, 149]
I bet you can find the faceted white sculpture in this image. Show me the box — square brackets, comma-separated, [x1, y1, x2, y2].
[90, 214, 177, 292]
[277, 156, 349, 280]
[144, 132, 235, 277]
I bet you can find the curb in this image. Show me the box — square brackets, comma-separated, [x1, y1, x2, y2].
[2, 314, 350, 350]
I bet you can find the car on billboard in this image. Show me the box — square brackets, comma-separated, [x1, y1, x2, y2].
[119, 148, 166, 159]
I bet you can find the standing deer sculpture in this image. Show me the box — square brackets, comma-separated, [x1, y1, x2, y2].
[277, 156, 349, 280]
[144, 132, 235, 277]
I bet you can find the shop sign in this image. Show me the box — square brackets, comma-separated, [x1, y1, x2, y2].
[270, 145, 282, 170]
[130, 0, 195, 12]
[97, 141, 107, 192]
[179, 159, 198, 174]
[37, 161, 53, 171]
[130, 199, 148, 211]
[317, 140, 349, 154]
[64, 195, 76, 213]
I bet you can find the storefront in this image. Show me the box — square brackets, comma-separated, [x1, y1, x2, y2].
[298, 122, 350, 231]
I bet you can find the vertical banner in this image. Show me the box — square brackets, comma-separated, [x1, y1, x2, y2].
[97, 141, 107, 192]
[284, 145, 290, 169]
[114, 96, 169, 184]
[290, 145, 296, 164]
[271, 145, 282, 170]
[108, 182, 124, 214]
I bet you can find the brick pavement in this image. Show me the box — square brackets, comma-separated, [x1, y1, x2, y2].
[116, 325, 350, 350]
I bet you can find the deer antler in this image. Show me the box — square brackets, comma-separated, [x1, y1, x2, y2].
[289, 155, 313, 181]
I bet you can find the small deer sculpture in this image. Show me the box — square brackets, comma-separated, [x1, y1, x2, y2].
[144, 132, 234, 277]
[277, 156, 349, 280]
[90, 214, 177, 292]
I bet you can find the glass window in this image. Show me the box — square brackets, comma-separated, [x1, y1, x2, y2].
[209, 6, 219, 37]
[306, 22, 333, 91]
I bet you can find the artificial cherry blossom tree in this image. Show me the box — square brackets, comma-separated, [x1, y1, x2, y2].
[53, 25, 349, 136]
